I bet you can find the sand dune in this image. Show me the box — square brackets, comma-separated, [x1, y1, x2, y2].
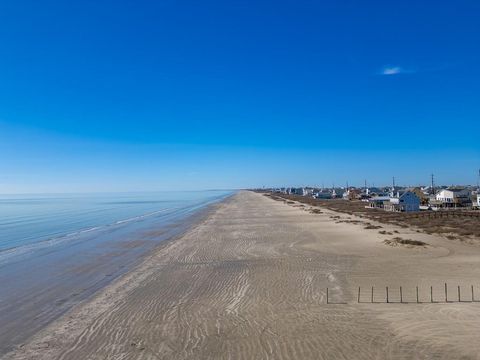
[5, 191, 480, 359]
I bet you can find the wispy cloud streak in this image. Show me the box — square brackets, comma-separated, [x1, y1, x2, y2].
[379, 66, 413, 75]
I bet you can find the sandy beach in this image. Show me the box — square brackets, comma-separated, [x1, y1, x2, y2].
[4, 190, 480, 359]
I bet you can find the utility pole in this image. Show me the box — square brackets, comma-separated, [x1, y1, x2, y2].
[477, 169, 480, 190]
[431, 174, 435, 195]
[392, 176, 395, 190]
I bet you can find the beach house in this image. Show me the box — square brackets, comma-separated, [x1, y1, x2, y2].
[343, 188, 361, 200]
[406, 187, 428, 205]
[366, 196, 391, 209]
[435, 188, 471, 208]
[383, 191, 420, 212]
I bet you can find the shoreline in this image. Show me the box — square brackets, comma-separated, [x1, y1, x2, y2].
[0, 192, 233, 357]
[2, 196, 234, 359]
[5, 191, 480, 359]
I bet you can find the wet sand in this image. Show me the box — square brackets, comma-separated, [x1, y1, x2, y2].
[4, 191, 480, 359]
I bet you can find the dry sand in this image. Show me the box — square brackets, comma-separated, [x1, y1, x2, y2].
[4, 191, 480, 359]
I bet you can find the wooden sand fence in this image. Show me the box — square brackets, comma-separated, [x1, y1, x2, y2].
[404, 211, 480, 220]
[326, 283, 480, 305]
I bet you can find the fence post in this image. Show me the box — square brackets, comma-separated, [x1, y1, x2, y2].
[445, 283, 448, 302]
[386, 286, 389, 303]
[416, 286, 419, 303]
[431, 286, 433, 303]
[472, 285, 475, 302]
[371, 286, 374, 303]
[358, 286, 361, 303]
[400, 286, 403, 303]
[458, 285, 461, 302]
[326, 287, 329, 304]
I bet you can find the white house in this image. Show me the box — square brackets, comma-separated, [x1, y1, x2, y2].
[477, 194, 480, 208]
[383, 191, 420, 212]
[435, 189, 471, 208]
[366, 196, 391, 209]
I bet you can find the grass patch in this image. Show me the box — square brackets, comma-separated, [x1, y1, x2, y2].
[383, 237, 427, 247]
[337, 219, 363, 224]
[364, 224, 382, 230]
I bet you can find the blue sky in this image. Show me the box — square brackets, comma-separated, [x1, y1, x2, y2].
[0, 0, 479, 193]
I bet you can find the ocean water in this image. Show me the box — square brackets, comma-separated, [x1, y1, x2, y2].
[0, 191, 230, 264]
[0, 190, 232, 354]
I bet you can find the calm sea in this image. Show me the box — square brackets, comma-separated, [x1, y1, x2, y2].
[0, 191, 230, 263]
[0, 190, 232, 355]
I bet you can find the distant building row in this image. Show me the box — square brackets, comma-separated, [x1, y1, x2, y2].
[269, 185, 480, 213]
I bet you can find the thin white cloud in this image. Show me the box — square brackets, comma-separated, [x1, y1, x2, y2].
[379, 66, 413, 76]
[382, 66, 402, 75]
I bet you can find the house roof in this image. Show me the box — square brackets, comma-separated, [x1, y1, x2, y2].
[399, 191, 419, 199]
[446, 187, 467, 192]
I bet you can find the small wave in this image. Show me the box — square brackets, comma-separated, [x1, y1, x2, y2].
[64, 226, 102, 237]
[101, 200, 171, 205]
[114, 208, 173, 225]
[0, 233, 84, 264]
